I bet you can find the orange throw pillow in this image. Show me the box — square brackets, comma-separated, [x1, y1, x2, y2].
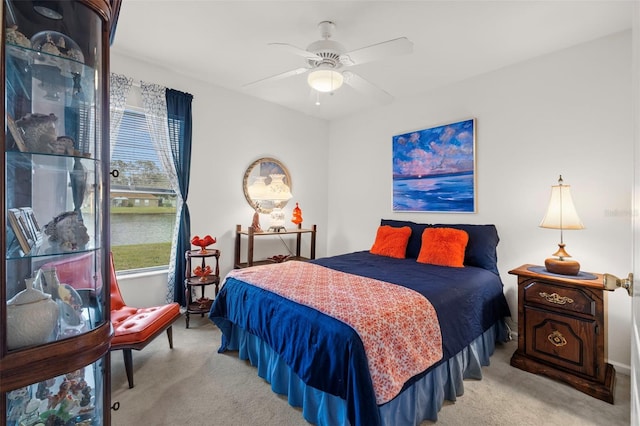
[417, 227, 469, 267]
[370, 225, 412, 259]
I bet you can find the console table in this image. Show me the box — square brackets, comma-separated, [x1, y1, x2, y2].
[234, 224, 316, 268]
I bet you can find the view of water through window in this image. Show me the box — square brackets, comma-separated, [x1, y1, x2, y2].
[110, 214, 174, 246]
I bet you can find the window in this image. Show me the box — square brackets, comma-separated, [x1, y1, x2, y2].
[110, 108, 176, 271]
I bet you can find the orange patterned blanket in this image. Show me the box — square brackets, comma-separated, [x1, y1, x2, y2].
[227, 261, 443, 404]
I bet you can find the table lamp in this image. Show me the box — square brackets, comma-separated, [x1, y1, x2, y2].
[539, 175, 584, 275]
[264, 174, 292, 232]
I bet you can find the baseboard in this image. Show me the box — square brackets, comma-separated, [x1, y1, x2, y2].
[608, 359, 631, 376]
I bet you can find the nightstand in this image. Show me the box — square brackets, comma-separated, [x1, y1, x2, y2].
[509, 264, 615, 403]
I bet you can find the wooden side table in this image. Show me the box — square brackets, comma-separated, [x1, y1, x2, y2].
[234, 224, 316, 268]
[509, 264, 615, 403]
[185, 249, 220, 328]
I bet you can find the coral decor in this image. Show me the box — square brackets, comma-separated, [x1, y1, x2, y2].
[190, 235, 216, 253]
[193, 265, 212, 282]
[291, 202, 303, 225]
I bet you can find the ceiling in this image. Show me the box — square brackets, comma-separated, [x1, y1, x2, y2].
[111, 1, 633, 121]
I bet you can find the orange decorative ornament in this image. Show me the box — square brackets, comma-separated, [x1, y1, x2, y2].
[291, 202, 303, 225]
[193, 265, 212, 281]
[191, 235, 216, 253]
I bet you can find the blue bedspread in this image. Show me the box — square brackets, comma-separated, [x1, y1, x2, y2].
[209, 251, 510, 426]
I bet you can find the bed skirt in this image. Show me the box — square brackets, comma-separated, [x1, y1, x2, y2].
[221, 320, 508, 426]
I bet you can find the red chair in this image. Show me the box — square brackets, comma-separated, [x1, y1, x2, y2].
[109, 253, 181, 388]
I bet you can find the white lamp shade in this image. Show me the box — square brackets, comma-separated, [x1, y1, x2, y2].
[265, 174, 293, 202]
[307, 69, 344, 93]
[539, 184, 584, 230]
[248, 176, 268, 201]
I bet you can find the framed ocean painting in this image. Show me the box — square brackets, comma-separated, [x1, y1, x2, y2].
[392, 118, 476, 212]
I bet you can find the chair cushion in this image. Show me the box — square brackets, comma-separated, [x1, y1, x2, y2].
[40, 252, 99, 292]
[111, 302, 181, 346]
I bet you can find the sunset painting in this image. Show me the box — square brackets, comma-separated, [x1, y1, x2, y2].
[392, 118, 476, 212]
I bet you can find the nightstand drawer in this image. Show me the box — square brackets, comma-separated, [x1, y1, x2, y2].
[524, 280, 596, 317]
[524, 306, 597, 377]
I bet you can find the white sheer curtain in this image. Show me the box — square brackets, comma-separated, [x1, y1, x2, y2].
[109, 73, 133, 156]
[140, 82, 182, 303]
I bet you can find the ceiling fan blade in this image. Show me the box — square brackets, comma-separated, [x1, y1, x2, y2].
[340, 37, 413, 66]
[268, 42, 323, 61]
[242, 67, 310, 89]
[343, 71, 393, 104]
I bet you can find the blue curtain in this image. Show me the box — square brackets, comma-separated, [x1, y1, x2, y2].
[165, 89, 193, 305]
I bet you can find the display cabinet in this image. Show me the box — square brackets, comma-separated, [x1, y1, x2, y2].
[1, 1, 119, 424]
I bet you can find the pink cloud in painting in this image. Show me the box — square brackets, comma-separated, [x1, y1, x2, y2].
[392, 120, 475, 178]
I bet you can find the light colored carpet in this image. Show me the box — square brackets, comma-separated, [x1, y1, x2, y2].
[111, 315, 630, 426]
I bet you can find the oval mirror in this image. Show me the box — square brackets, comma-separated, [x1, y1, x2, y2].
[243, 157, 292, 214]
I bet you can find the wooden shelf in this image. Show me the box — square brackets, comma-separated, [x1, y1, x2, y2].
[184, 249, 220, 328]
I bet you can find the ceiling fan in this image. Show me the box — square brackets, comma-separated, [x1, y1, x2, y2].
[243, 21, 413, 104]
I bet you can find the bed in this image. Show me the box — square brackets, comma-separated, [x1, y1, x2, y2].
[209, 220, 511, 425]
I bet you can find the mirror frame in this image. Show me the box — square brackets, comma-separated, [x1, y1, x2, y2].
[243, 157, 292, 214]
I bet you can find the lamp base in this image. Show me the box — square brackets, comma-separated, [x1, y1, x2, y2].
[545, 257, 580, 275]
[267, 226, 286, 233]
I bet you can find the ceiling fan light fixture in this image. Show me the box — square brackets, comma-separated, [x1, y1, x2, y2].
[307, 69, 343, 93]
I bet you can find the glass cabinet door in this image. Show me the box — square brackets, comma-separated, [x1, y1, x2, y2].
[6, 357, 106, 426]
[4, 0, 105, 350]
[2, 0, 114, 424]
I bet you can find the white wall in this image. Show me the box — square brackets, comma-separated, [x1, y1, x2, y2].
[109, 51, 330, 301]
[327, 31, 633, 371]
[111, 31, 633, 370]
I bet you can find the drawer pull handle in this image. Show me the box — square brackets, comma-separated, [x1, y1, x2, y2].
[548, 330, 567, 347]
[539, 292, 574, 305]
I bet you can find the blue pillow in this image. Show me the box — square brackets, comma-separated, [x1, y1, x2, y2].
[380, 219, 500, 275]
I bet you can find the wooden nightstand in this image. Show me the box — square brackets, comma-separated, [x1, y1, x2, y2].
[509, 264, 615, 403]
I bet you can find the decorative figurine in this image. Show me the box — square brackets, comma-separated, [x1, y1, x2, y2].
[47, 379, 70, 409]
[267, 254, 291, 263]
[6, 386, 30, 426]
[251, 207, 263, 233]
[191, 235, 216, 253]
[52, 135, 75, 155]
[70, 154, 88, 221]
[291, 202, 303, 225]
[193, 265, 212, 282]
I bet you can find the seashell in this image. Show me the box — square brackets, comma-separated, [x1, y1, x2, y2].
[44, 211, 90, 251]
